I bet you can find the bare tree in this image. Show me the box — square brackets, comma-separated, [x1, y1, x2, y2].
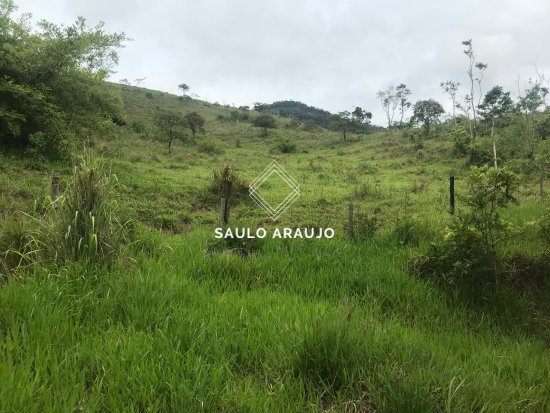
[440, 80, 460, 123]
[456, 95, 473, 139]
[134, 77, 146, 87]
[395, 84, 412, 128]
[462, 39, 487, 141]
[377, 86, 398, 129]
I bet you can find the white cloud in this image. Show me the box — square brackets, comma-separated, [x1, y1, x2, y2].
[14, 0, 550, 125]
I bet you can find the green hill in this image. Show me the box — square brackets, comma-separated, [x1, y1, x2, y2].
[254, 100, 333, 127]
[1, 81, 550, 411]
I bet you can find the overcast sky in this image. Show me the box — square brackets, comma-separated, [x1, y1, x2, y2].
[14, 0, 550, 125]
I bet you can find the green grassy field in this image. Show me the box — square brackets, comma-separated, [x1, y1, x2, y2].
[1, 85, 549, 412]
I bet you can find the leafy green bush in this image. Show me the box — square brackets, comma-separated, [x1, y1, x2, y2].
[448, 127, 471, 156]
[469, 141, 493, 165]
[275, 137, 296, 153]
[535, 111, 550, 139]
[413, 166, 518, 286]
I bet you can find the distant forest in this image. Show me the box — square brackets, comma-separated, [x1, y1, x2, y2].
[253, 100, 333, 128]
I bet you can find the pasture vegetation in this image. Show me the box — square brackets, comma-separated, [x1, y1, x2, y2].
[1, 1, 550, 412]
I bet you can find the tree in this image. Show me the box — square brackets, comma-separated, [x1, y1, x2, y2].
[331, 111, 353, 142]
[0, 1, 128, 156]
[462, 39, 487, 141]
[155, 111, 187, 154]
[478, 86, 513, 167]
[440, 80, 460, 123]
[351, 107, 373, 129]
[412, 99, 445, 136]
[252, 113, 276, 136]
[134, 77, 146, 87]
[178, 83, 190, 97]
[519, 79, 545, 145]
[395, 84, 412, 128]
[376, 86, 398, 129]
[533, 140, 550, 198]
[184, 111, 205, 141]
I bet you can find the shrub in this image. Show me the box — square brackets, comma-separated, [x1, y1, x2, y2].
[198, 142, 223, 155]
[26, 131, 68, 160]
[469, 141, 493, 165]
[346, 211, 378, 241]
[448, 127, 471, 156]
[412, 217, 488, 285]
[252, 114, 276, 136]
[413, 166, 518, 286]
[210, 164, 249, 201]
[275, 137, 296, 153]
[535, 111, 550, 139]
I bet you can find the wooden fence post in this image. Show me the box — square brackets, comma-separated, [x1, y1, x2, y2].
[348, 203, 354, 240]
[449, 175, 455, 215]
[220, 180, 232, 225]
[51, 176, 60, 202]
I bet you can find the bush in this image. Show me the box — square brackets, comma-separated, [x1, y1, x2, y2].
[448, 127, 471, 156]
[413, 166, 518, 286]
[275, 137, 296, 153]
[198, 142, 223, 155]
[412, 218, 488, 285]
[535, 111, 550, 139]
[210, 164, 249, 201]
[253, 114, 276, 136]
[27, 131, 68, 160]
[346, 211, 378, 241]
[469, 141, 493, 165]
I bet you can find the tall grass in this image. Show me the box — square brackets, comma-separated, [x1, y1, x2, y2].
[0, 233, 548, 412]
[55, 151, 129, 262]
[0, 151, 129, 279]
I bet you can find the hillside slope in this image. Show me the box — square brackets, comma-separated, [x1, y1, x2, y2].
[1, 84, 549, 412]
